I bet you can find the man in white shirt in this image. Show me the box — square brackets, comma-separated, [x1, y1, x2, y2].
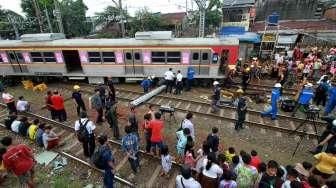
[16, 96, 30, 112]
[176, 165, 201, 188]
[182, 112, 195, 139]
[164, 68, 174, 94]
[11, 118, 21, 133]
[176, 70, 183, 95]
[74, 111, 96, 158]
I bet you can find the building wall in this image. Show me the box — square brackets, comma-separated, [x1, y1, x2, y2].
[324, 7, 336, 21]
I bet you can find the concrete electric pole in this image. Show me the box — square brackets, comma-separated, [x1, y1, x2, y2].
[194, 0, 206, 38]
[32, 0, 44, 33]
[54, 0, 64, 33]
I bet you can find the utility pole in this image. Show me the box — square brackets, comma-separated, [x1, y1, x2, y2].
[54, 0, 64, 33]
[194, 0, 206, 37]
[44, 4, 53, 33]
[32, 0, 44, 33]
[7, 14, 19, 39]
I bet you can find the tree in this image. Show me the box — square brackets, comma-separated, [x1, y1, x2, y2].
[0, 8, 25, 39]
[128, 8, 164, 36]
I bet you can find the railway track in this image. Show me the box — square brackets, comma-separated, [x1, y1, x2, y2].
[0, 104, 181, 188]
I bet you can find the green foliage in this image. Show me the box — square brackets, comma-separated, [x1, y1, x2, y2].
[128, 8, 164, 36]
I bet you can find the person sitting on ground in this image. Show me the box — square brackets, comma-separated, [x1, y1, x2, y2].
[27, 119, 39, 141]
[255, 162, 267, 186]
[302, 161, 313, 172]
[42, 125, 59, 150]
[294, 163, 311, 187]
[36, 123, 46, 147]
[2, 89, 16, 114]
[184, 145, 196, 169]
[195, 142, 210, 174]
[16, 96, 30, 112]
[200, 152, 223, 188]
[10, 116, 22, 134]
[217, 154, 230, 172]
[250, 150, 262, 169]
[206, 127, 219, 153]
[175, 165, 201, 188]
[219, 170, 237, 188]
[4, 113, 17, 130]
[312, 147, 336, 182]
[18, 116, 30, 137]
[225, 147, 236, 164]
[231, 155, 241, 177]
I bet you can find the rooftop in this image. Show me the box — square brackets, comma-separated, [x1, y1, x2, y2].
[222, 0, 255, 7]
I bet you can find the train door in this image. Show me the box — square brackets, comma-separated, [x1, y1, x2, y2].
[62, 50, 83, 73]
[8, 51, 28, 73]
[124, 50, 144, 75]
[200, 50, 211, 75]
[124, 50, 134, 74]
[190, 50, 200, 75]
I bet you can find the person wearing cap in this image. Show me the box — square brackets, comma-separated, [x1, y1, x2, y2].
[261, 83, 281, 120]
[291, 83, 314, 117]
[72, 85, 86, 117]
[235, 96, 247, 131]
[211, 81, 221, 113]
[312, 147, 336, 182]
[324, 80, 336, 116]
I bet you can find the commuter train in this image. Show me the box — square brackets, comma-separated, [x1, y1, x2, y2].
[0, 32, 239, 83]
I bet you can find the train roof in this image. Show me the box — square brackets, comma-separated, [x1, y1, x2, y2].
[0, 37, 239, 48]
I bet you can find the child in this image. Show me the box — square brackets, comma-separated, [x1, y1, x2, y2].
[160, 144, 172, 177]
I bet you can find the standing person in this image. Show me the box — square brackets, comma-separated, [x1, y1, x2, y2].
[97, 134, 116, 188]
[105, 103, 120, 140]
[206, 127, 219, 153]
[250, 150, 262, 169]
[311, 147, 336, 182]
[160, 144, 172, 177]
[236, 154, 258, 187]
[72, 85, 86, 117]
[2, 136, 35, 188]
[128, 106, 139, 137]
[181, 112, 195, 139]
[2, 89, 16, 114]
[291, 83, 314, 117]
[315, 76, 329, 107]
[258, 160, 279, 188]
[164, 68, 174, 94]
[235, 96, 247, 131]
[186, 67, 195, 91]
[142, 113, 152, 153]
[324, 80, 336, 116]
[176, 165, 201, 188]
[107, 76, 116, 103]
[176, 128, 190, 162]
[261, 83, 281, 120]
[16, 96, 30, 112]
[147, 104, 155, 120]
[42, 125, 59, 150]
[91, 89, 104, 124]
[241, 64, 251, 91]
[200, 152, 223, 188]
[121, 126, 140, 174]
[50, 91, 67, 122]
[140, 77, 151, 93]
[75, 112, 96, 159]
[98, 83, 106, 107]
[176, 70, 183, 95]
[45, 91, 55, 120]
[149, 112, 164, 155]
[219, 171, 237, 188]
[211, 81, 221, 113]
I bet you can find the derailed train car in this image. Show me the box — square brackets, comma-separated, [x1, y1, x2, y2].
[0, 32, 239, 83]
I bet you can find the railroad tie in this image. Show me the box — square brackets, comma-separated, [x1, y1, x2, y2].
[289, 121, 296, 130]
[206, 107, 212, 114]
[175, 101, 182, 108]
[146, 165, 162, 188]
[115, 156, 129, 171]
[63, 140, 80, 151]
[157, 98, 163, 105]
[259, 116, 265, 124]
[276, 132, 282, 137]
[75, 148, 84, 156]
[56, 129, 67, 137]
[220, 109, 224, 117]
[168, 171, 180, 188]
[185, 103, 191, 110]
[260, 128, 266, 134]
[274, 120, 279, 127]
[196, 105, 202, 112]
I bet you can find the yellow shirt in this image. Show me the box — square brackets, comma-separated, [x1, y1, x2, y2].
[314, 152, 336, 174]
[28, 124, 38, 141]
[224, 150, 235, 163]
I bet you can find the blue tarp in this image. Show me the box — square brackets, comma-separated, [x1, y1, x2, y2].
[219, 26, 261, 43]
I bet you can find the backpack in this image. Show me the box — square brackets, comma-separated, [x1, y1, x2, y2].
[236, 166, 254, 187]
[3, 145, 33, 176]
[91, 146, 105, 170]
[77, 119, 90, 142]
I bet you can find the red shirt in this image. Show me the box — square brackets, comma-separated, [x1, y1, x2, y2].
[3, 144, 34, 176]
[51, 94, 64, 110]
[148, 119, 163, 142]
[250, 155, 261, 169]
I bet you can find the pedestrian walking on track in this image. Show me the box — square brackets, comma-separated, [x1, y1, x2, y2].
[75, 112, 96, 159]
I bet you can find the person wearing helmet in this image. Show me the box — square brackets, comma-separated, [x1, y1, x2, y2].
[72, 85, 86, 117]
[211, 81, 221, 113]
[324, 80, 336, 116]
[291, 83, 314, 117]
[241, 64, 251, 91]
[261, 83, 282, 120]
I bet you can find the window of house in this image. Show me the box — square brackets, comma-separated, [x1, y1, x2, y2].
[151, 51, 165, 63]
[167, 51, 181, 63]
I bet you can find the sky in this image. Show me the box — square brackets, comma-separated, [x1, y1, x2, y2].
[0, 0, 195, 16]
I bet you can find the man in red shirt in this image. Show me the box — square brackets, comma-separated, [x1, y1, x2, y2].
[148, 112, 164, 155]
[250, 150, 261, 169]
[1, 136, 35, 188]
[51, 90, 67, 122]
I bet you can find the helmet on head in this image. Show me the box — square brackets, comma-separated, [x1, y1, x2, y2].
[304, 83, 313, 87]
[73, 85, 80, 90]
[274, 83, 282, 88]
[213, 81, 219, 86]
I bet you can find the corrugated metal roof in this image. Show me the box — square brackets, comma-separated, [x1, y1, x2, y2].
[0, 37, 239, 48]
[277, 35, 298, 44]
[223, 0, 255, 7]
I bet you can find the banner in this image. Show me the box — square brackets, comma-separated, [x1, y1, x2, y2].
[143, 50, 151, 64]
[54, 51, 64, 64]
[182, 51, 190, 65]
[78, 51, 88, 63]
[0, 52, 9, 63]
[115, 51, 124, 64]
[22, 52, 31, 63]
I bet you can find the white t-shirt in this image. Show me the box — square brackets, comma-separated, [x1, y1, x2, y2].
[182, 119, 194, 139]
[2, 93, 13, 103]
[164, 70, 174, 80]
[11, 120, 21, 133]
[175, 175, 201, 188]
[202, 158, 223, 178]
[16, 100, 28, 112]
[74, 118, 96, 134]
[176, 73, 183, 82]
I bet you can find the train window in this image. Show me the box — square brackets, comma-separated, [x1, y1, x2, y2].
[43, 52, 56, 62]
[192, 53, 199, 60]
[45, 58, 56, 62]
[134, 52, 140, 60]
[30, 52, 44, 63]
[167, 51, 181, 63]
[102, 52, 115, 63]
[88, 51, 102, 63]
[32, 58, 43, 62]
[0, 55, 2, 62]
[31, 52, 42, 57]
[126, 52, 132, 60]
[151, 51, 165, 63]
[202, 53, 208, 60]
[16, 53, 23, 61]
